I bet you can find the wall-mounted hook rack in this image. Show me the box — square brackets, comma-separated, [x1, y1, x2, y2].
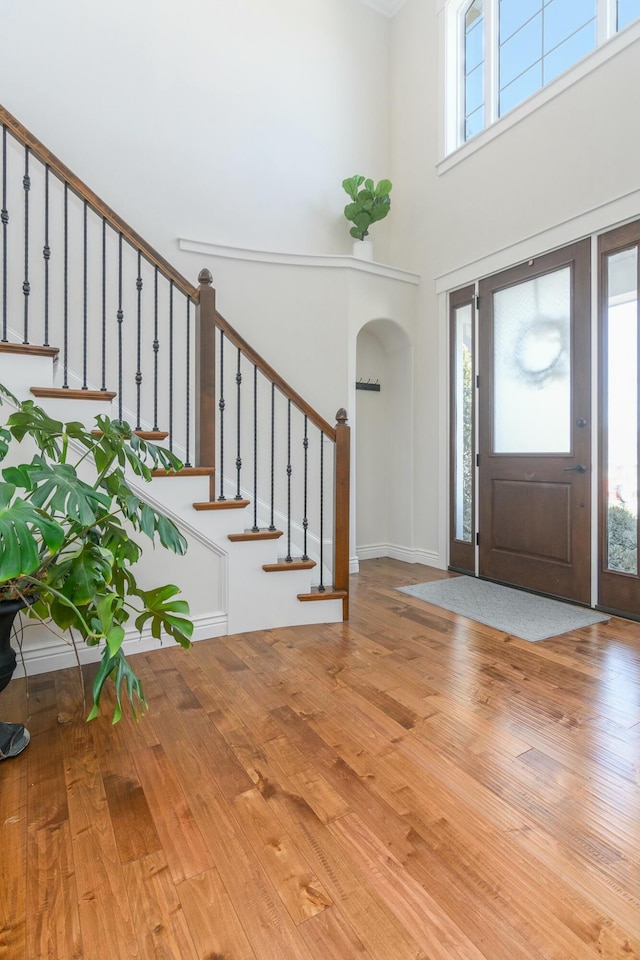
[355, 378, 381, 392]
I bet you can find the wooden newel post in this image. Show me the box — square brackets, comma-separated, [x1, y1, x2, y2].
[195, 268, 216, 468]
[334, 407, 351, 620]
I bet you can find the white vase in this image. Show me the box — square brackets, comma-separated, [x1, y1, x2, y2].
[352, 239, 373, 261]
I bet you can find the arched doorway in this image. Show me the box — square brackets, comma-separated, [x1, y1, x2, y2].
[355, 319, 413, 562]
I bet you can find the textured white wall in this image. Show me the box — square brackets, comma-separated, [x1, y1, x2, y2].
[0, 0, 391, 260]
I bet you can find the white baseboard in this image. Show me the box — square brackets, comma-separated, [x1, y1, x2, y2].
[349, 555, 360, 575]
[356, 543, 444, 569]
[10, 611, 228, 680]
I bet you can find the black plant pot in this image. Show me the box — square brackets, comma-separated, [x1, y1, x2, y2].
[0, 598, 29, 694]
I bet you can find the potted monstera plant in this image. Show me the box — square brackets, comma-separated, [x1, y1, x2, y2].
[342, 174, 392, 260]
[0, 384, 193, 727]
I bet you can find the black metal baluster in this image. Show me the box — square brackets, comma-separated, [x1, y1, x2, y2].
[252, 365, 259, 531]
[235, 347, 242, 499]
[117, 232, 123, 419]
[22, 147, 30, 343]
[63, 183, 69, 388]
[1, 126, 8, 341]
[135, 252, 142, 427]
[286, 400, 292, 562]
[302, 416, 309, 561]
[168, 282, 174, 451]
[43, 166, 50, 345]
[101, 218, 107, 390]
[153, 267, 159, 431]
[185, 298, 191, 466]
[218, 331, 226, 500]
[82, 200, 88, 388]
[318, 432, 325, 591]
[269, 382, 276, 530]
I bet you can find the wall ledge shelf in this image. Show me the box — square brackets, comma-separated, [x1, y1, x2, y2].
[178, 238, 420, 286]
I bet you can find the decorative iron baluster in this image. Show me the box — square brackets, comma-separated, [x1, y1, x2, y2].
[318, 432, 325, 591]
[82, 200, 88, 388]
[269, 382, 275, 530]
[63, 183, 69, 388]
[252, 364, 259, 531]
[185, 297, 191, 466]
[218, 331, 226, 500]
[43, 166, 50, 345]
[286, 399, 292, 562]
[1, 126, 7, 341]
[235, 347, 242, 499]
[302, 416, 309, 561]
[22, 147, 30, 343]
[117, 232, 124, 420]
[153, 267, 159, 431]
[168, 281, 174, 451]
[135, 251, 143, 427]
[101, 218, 106, 390]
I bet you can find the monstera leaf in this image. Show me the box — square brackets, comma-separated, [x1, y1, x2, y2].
[0, 482, 65, 581]
[22, 459, 110, 526]
[135, 584, 194, 647]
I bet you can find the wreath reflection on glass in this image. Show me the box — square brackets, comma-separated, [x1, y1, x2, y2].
[514, 317, 569, 386]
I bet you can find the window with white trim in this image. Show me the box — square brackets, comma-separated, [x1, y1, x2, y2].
[450, 0, 640, 150]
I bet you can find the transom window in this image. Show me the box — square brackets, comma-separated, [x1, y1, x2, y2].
[455, 0, 639, 148]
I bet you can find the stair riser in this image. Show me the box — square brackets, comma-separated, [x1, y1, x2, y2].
[0, 353, 56, 399]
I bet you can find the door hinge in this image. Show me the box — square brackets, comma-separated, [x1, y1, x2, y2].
[475, 294, 480, 310]
[476, 453, 480, 467]
[476, 532, 480, 545]
[476, 374, 480, 389]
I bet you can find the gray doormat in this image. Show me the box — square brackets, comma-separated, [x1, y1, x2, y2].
[397, 576, 609, 642]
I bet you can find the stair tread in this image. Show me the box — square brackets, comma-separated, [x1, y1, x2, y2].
[263, 559, 316, 572]
[228, 529, 284, 541]
[31, 386, 116, 400]
[193, 498, 250, 510]
[152, 467, 215, 478]
[297, 587, 348, 601]
[0, 342, 59, 358]
[93, 429, 169, 440]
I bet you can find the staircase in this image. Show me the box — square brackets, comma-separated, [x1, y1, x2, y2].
[0, 105, 349, 675]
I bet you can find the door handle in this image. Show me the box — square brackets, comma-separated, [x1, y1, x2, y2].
[563, 464, 587, 473]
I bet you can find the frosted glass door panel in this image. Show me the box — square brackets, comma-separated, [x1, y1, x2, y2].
[605, 248, 638, 574]
[454, 304, 473, 541]
[493, 267, 571, 453]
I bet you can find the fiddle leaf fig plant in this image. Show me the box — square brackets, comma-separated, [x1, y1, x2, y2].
[342, 175, 392, 241]
[0, 384, 193, 722]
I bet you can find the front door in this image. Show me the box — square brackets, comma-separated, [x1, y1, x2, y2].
[478, 239, 592, 604]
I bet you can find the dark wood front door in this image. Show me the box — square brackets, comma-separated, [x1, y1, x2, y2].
[478, 240, 592, 604]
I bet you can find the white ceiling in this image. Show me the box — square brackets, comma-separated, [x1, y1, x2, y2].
[360, 0, 407, 17]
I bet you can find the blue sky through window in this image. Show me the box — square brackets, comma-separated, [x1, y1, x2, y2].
[499, 0, 597, 116]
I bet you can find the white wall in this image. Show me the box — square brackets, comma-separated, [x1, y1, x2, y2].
[0, 0, 391, 262]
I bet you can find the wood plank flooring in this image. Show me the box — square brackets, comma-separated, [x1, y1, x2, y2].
[1, 558, 638, 959]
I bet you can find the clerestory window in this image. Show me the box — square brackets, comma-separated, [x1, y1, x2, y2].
[453, 0, 640, 150]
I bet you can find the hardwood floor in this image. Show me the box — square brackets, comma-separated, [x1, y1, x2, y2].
[1, 558, 638, 959]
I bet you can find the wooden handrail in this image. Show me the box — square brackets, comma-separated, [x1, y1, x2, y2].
[214, 308, 337, 441]
[0, 104, 197, 301]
